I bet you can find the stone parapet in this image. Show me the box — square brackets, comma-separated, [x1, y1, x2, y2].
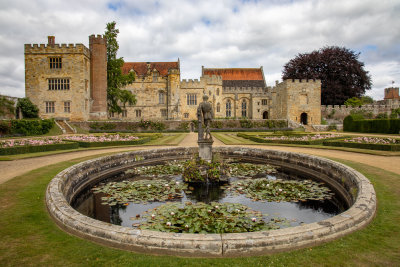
[25, 43, 90, 58]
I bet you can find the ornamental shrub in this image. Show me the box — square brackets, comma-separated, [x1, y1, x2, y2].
[16, 98, 39, 118]
[10, 119, 55, 136]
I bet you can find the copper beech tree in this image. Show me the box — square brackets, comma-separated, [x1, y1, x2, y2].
[282, 46, 372, 105]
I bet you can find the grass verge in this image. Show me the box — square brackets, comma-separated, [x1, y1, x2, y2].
[0, 156, 399, 266]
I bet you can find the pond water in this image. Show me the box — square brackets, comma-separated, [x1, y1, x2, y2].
[72, 161, 347, 230]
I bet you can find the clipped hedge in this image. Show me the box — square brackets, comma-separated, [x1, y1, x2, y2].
[237, 133, 343, 145]
[0, 142, 79, 155]
[71, 137, 153, 148]
[323, 139, 400, 151]
[0, 119, 55, 136]
[344, 115, 400, 134]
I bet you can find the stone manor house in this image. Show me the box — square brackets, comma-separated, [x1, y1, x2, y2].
[25, 35, 321, 125]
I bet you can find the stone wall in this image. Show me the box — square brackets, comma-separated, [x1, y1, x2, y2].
[321, 101, 400, 121]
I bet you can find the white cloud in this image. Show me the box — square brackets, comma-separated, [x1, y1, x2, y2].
[0, 0, 399, 101]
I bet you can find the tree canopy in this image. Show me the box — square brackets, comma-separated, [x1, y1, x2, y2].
[16, 97, 39, 118]
[344, 95, 374, 107]
[282, 46, 372, 105]
[105, 21, 136, 114]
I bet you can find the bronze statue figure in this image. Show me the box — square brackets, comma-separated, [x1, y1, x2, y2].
[197, 94, 213, 141]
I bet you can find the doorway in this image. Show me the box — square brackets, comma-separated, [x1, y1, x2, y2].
[262, 111, 269, 119]
[300, 112, 308, 125]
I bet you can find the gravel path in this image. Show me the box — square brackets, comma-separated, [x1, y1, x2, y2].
[1, 133, 399, 185]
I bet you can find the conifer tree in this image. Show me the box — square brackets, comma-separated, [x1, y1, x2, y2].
[105, 21, 136, 114]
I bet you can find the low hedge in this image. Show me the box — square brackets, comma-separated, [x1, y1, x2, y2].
[71, 137, 153, 148]
[0, 142, 79, 155]
[323, 139, 400, 151]
[237, 133, 343, 145]
[344, 115, 400, 134]
[89, 129, 189, 133]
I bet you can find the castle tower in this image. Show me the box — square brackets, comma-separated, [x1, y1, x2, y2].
[89, 34, 108, 119]
[25, 36, 91, 121]
[384, 87, 399, 100]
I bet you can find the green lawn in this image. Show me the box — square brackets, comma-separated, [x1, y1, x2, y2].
[0, 155, 399, 266]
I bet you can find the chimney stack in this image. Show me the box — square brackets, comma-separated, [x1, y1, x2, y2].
[48, 36, 55, 46]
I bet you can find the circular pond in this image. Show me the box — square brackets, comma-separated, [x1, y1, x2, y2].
[46, 147, 376, 257]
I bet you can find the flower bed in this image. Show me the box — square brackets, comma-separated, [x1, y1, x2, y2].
[0, 137, 78, 155]
[238, 133, 343, 145]
[62, 134, 153, 148]
[324, 136, 400, 151]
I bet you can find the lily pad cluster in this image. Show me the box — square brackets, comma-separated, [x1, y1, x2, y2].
[92, 179, 187, 205]
[127, 161, 185, 177]
[138, 202, 281, 233]
[226, 163, 276, 177]
[228, 178, 334, 202]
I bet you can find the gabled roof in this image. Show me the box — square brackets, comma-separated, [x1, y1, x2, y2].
[122, 61, 179, 77]
[203, 68, 264, 81]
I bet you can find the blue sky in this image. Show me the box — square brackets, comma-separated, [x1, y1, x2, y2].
[0, 0, 399, 100]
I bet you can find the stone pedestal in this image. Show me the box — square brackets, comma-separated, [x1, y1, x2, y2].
[198, 139, 213, 162]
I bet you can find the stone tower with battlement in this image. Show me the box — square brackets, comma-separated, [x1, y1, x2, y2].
[25, 35, 108, 121]
[25, 36, 91, 121]
[89, 35, 107, 119]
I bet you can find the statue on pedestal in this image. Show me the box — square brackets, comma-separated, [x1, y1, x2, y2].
[197, 95, 214, 141]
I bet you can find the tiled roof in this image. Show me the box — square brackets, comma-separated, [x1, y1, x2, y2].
[203, 68, 264, 81]
[122, 61, 179, 76]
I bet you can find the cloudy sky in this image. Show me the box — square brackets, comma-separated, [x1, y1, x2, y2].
[0, 0, 399, 100]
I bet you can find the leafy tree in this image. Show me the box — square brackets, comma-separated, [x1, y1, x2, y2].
[282, 46, 372, 105]
[16, 97, 39, 118]
[0, 96, 15, 117]
[361, 96, 374, 104]
[105, 21, 136, 114]
[344, 97, 363, 107]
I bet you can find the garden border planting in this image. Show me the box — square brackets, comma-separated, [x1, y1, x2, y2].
[324, 139, 400, 151]
[0, 142, 79, 155]
[46, 147, 376, 257]
[237, 133, 343, 145]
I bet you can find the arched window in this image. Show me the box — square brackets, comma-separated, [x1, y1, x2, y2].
[226, 100, 231, 117]
[241, 100, 247, 118]
[217, 103, 220, 113]
[216, 88, 220, 96]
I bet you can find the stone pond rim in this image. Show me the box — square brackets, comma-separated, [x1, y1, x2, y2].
[46, 147, 376, 257]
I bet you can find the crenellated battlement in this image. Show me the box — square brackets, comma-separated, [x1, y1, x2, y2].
[89, 34, 106, 45]
[223, 86, 267, 94]
[180, 78, 203, 88]
[284, 78, 321, 84]
[25, 43, 90, 57]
